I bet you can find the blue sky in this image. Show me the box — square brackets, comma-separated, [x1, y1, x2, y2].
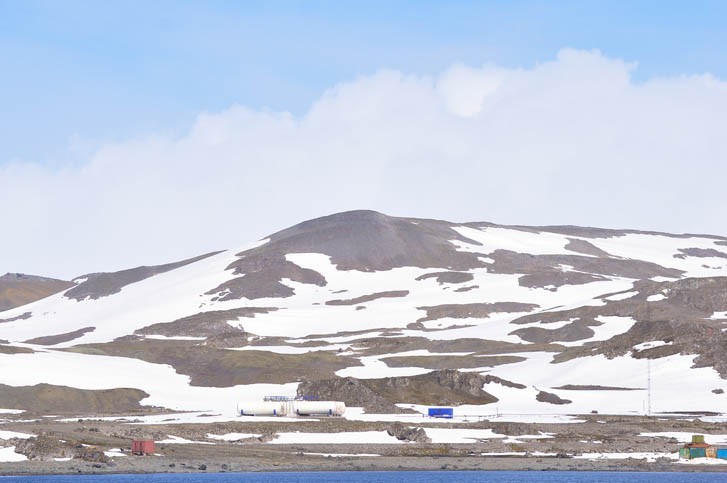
[2, 1, 727, 277]
[2, 0, 726, 164]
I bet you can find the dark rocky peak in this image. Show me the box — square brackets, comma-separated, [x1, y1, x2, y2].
[0, 274, 74, 312]
[248, 210, 486, 272]
[1, 273, 65, 283]
[64, 251, 222, 301]
[210, 210, 488, 301]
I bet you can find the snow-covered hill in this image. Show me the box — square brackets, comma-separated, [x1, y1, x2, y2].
[1, 210, 726, 418]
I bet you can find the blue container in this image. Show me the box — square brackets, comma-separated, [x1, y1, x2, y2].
[717, 449, 727, 460]
[428, 407, 454, 418]
[690, 447, 706, 458]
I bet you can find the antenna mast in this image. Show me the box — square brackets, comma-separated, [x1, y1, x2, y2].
[646, 301, 652, 416]
[647, 358, 652, 416]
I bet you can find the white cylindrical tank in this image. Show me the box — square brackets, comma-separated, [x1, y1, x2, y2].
[293, 400, 346, 416]
[238, 401, 287, 416]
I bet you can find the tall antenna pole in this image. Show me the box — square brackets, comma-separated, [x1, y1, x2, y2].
[647, 358, 652, 416]
[646, 301, 652, 416]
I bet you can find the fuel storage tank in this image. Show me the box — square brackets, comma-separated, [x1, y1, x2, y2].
[238, 401, 287, 416]
[293, 400, 346, 416]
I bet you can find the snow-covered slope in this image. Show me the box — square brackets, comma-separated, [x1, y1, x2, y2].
[1, 210, 726, 417]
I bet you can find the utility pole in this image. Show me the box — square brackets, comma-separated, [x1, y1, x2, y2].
[647, 358, 652, 416]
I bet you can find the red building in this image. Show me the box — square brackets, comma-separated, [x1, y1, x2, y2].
[131, 440, 155, 455]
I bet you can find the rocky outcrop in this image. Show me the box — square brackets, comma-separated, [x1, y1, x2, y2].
[298, 370, 498, 413]
[387, 423, 431, 443]
[0, 273, 73, 311]
[65, 252, 221, 301]
[536, 390, 572, 405]
[207, 210, 489, 301]
[0, 384, 148, 414]
[13, 436, 109, 463]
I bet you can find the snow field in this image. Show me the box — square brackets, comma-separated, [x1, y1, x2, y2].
[559, 316, 637, 347]
[156, 435, 213, 445]
[0, 350, 298, 414]
[302, 452, 380, 457]
[451, 226, 583, 257]
[584, 233, 727, 278]
[0, 249, 245, 347]
[0, 430, 33, 440]
[480, 351, 727, 415]
[603, 291, 639, 301]
[0, 446, 27, 462]
[422, 428, 553, 444]
[574, 452, 677, 462]
[270, 431, 401, 445]
[0, 409, 24, 415]
[640, 432, 727, 444]
[207, 432, 261, 441]
[104, 449, 126, 457]
[229, 343, 352, 354]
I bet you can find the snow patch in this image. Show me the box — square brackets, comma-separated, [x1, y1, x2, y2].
[604, 291, 638, 301]
[0, 430, 33, 440]
[0, 446, 27, 462]
[270, 431, 401, 445]
[207, 432, 261, 441]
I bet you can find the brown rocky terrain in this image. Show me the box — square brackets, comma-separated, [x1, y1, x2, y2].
[0, 273, 73, 312]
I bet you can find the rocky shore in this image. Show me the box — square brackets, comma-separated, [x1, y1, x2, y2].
[2, 413, 727, 475]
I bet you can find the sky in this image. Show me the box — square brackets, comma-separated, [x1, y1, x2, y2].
[1, 1, 727, 278]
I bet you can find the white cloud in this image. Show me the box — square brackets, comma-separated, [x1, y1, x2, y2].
[1, 48, 726, 279]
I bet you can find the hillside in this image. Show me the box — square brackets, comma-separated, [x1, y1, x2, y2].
[0, 273, 73, 312]
[1, 210, 726, 418]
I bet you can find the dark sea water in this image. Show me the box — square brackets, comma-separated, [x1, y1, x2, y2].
[2, 472, 727, 483]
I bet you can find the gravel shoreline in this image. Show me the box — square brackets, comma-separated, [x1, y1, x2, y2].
[3, 414, 727, 475]
[2, 453, 726, 476]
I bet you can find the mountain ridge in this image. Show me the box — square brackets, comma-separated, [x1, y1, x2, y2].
[1, 210, 726, 417]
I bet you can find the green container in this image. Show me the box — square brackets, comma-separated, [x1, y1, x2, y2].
[692, 435, 706, 444]
[680, 447, 691, 459]
[690, 447, 706, 458]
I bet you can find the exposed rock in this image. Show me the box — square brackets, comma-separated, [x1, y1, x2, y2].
[65, 252, 222, 301]
[482, 374, 527, 389]
[69, 339, 360, 386]
[298, 370, 498, 413]
[536, 390, 572, 405]
[509, 320, 598, 344]
[0, 273, 73, 311]
[387, 423, 431, 443]
[382, 354, 525, 370]
[486, 249, 683, 288]
[325, 290, 409, 306]
[417, 302, 539, 323]
[24, 327, 95, 346]
[208, 210, 489, 301]
[135, 308, 275, 339]
[554, 385, 642, 391]
[564, 239, 612, 258]
[13, 436, 110, 463]
[0, 312, 31, 323]
[674, 248, 727, 260]
[297, 377, 405, 414]
[454, 285, 479, 293]
[0, 383, 149, 414]
[0, 344, 34, 354]
[415, 272, 474, 285]
[14, 436, 71, 461]
[75, 446, 111, 464]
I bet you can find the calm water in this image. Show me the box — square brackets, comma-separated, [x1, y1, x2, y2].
[1, 473, 726, 483]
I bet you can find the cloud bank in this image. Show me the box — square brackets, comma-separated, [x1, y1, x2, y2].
[2, 49, 726, 279]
